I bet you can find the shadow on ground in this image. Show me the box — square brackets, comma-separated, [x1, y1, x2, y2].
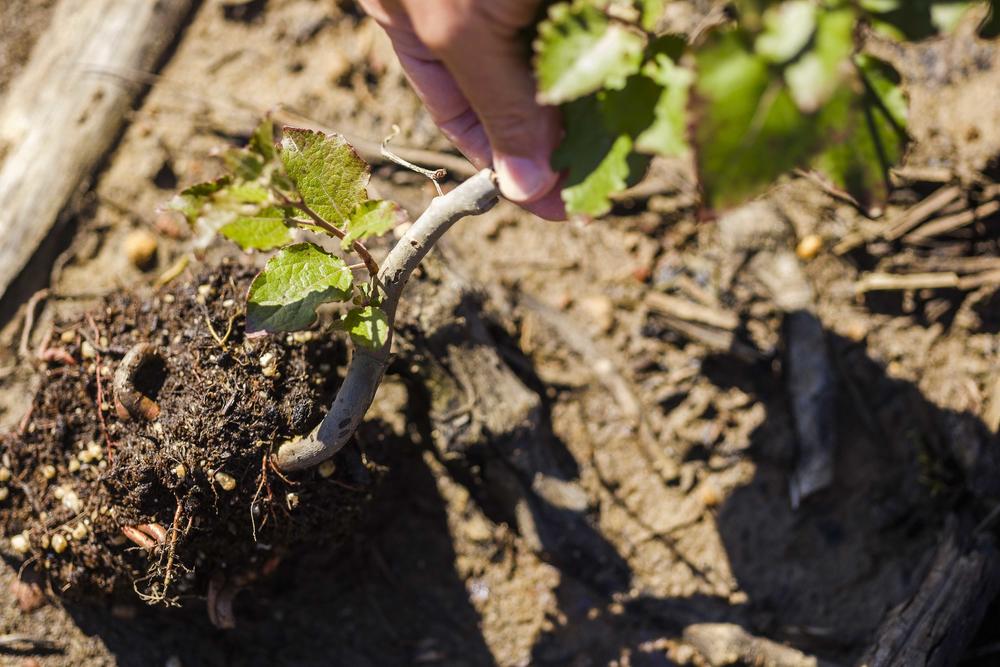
[62, 423, 494, 667]
[47, 318, 1000, 666]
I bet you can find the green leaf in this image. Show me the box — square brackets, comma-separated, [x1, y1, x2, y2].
[784, 7, 855, 113]
[249, 118, 277, 161]
[860, 0, 979, 39]
[342, 306, 390, 350]
[223, 149, 266, 181]
[221, 119, 278, 181]
[693, 22, 908, 209]
[558, 133, 644, 217]
[169, 177, 232, 222]
[634, 53, 693, 156]
[859, 0, 901, 11]
[694, 30, 818, 207]
[856, 54, 908, 129]
[246, 243, 354, 334]
[534, 1, 645, 105]
[810, 63, 907, 204]
[754, 0, 817, 64]
[638, 0, 667, 30]
[219, 207, 292, 250]
[279, 128, 370, 226]
[169, 175, 275, 248]
[342, 200, 405, 250]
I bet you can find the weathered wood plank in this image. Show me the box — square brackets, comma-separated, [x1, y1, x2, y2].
[858, 520, 1000, 667]
[0, 0, 195, 304]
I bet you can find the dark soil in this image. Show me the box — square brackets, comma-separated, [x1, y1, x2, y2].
[0, 260, 382, 604]
[1, 1, 1000, 665]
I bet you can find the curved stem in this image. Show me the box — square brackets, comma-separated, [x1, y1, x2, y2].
[274, 169, 500, 471]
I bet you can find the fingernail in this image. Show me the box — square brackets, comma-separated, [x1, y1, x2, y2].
[494, 155, 559, 203]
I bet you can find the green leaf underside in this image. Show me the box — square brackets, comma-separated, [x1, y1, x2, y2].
[551, 34, 690, 216]
[342, 306, 390, 350]
[246, 243, 354, 334]
[219, 207, 291, 250]
[535, 1, 645, 105]
[280, 128, 370, 226]
[343, 200, 405, 249]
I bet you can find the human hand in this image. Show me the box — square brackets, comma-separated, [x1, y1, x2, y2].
[358, 0, 565, 220]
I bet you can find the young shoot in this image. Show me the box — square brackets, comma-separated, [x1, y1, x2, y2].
[173, 121, 500, 471]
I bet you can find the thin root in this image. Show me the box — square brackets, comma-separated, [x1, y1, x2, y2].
[18, 289, 50, 360]
[86, 314, 115, 461]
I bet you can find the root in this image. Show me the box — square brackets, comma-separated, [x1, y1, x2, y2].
[274, 169, 500, 471]
[203, 306, 236, 348]
[18, 288, 49, 360]
[86, 314, 115, 461]
[131, 503, 185, 606]
[121, 525, 158, 551]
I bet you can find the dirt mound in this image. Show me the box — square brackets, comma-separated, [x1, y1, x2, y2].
[0, 259, 382, 607]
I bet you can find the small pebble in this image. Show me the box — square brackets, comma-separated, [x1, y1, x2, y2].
[51, 534, 67, 554]
[60, 330, 76, 344]
[81, 341, 97, 360]
[163, 293, 176, 304]
[286, 492, 300, 510]
[71, 524, 88, 541]
[577, 294, 615, 334]
[214, 472, 237, 492]
[196, 284, 213, 304]
[0, 467, 10, 482]
[259, 351, 278, 377]
[41, 465, 56, 480]
[0, 488, 8, 501]
[87, 442, 104, 460]
[10, 533, 29, 554]
[318, 460, 336, 478]
[222, 299, 235, 308]
[61, 489, 82, 513]
[124, 229, 159, 269]
[796, 234, 823, 260]
[173, 464, 187, 480]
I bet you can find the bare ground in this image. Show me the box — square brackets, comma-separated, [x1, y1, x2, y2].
[0, 2, 999, 666]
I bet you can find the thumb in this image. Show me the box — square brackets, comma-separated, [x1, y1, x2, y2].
[406, 4, 561, 204]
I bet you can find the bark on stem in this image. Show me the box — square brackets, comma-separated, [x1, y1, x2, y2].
[274, 169, 500, 471]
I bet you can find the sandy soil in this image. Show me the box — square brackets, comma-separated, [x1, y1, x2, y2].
[0, 1, 998, 666]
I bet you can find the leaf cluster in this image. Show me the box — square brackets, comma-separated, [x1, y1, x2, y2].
[533, 0, 998, 215]
[172, 121, 402, 348]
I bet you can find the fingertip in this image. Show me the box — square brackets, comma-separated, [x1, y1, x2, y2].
[494, 154, 560, 204]
[523, 187, 567, 221]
